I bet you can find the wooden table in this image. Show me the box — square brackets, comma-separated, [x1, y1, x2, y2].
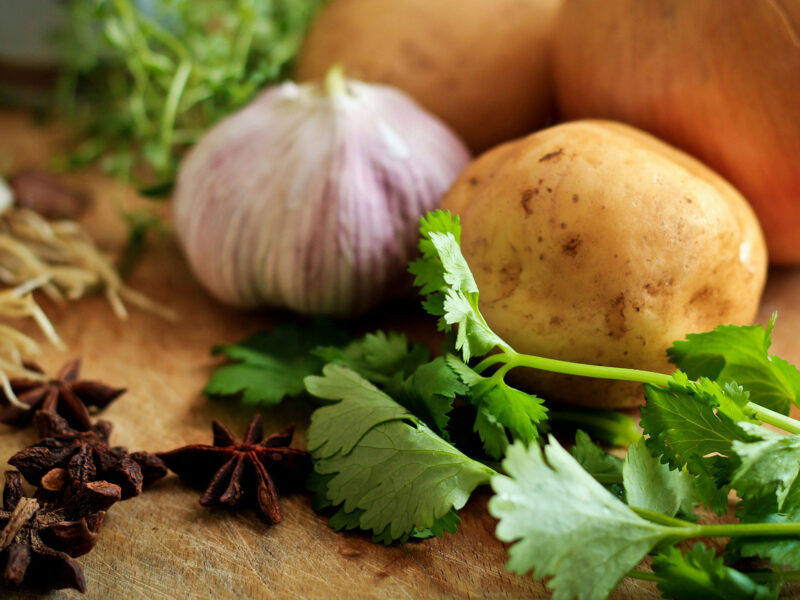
[1, 109, 799, 599]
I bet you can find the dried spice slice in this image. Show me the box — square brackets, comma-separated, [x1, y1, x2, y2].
[157, 415, 311, 523]
[9, 412, 167, 499]
[0, 471, 120, 592]
[0, 359, 125, 430]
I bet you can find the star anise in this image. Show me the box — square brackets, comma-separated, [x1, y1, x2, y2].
[0, 359, 125, 432]
[8, 412, 167, 500]
[0, 471, 120, 592]
[157, 415, 311, 524]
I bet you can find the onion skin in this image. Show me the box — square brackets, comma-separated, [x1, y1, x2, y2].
[173, 79, 470, 316]
[296, 0, 562, 153]
[553, 0, 800, 264]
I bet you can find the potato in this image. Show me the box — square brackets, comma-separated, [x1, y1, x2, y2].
[295, 0, 561, 153]
[441, 120, 767, 408]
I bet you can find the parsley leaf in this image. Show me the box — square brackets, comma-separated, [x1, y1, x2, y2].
[651, 544, 779, 600]
[489, 438, 682, 600]
[409, 210, 508, 361]
[669, 315, 800, 415]
[204, 320, 348, 405]
[623, 440, 696, 518]
[305, 365, 494, 542]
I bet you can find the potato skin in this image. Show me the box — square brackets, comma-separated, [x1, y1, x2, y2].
[441, 120, 768, 408]
[295, 0, 561, 153]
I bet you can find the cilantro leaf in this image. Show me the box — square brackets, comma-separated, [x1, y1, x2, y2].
[731, 423, 800, 510]
[383, 357, 466, 435]
[410, 210, 508, 361]
[640, 373, 757, 512]
[731, 485, 800, 569]
[549, 406, 641, 446]
[489, 438, 680, 600]
[570, 430, 624, 497]
[305, 366, 412, 456]
[314, 331, 430, 381]
[305, 365, 494, 542]
[623, 440, 696, 518]
[571, 430, 623, 479]
[651, 544, 779, 600]
[473, 406, 509, 460]
[204, 320, 348, 405]
[445, 353, 546, 458]
[669, 316, 800, 415]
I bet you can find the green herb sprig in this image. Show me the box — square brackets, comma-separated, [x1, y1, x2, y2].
[58, 0, 323, 190]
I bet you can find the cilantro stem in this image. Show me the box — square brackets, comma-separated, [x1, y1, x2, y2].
[628, 567, 800, 584]
[746, 402, 800, 434]
[633, 506, 800, 539]
[626, 570, 660, 582]
[630, 507, 699, 530]
[591, 473, 623, 484]
[475, 350, 800, 435]
[476, 352, 673, 386]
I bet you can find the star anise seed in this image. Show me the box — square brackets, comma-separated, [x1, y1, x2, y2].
[0, 359, 125, 432]
[0, 471, 120, 592]
[8, 412, 167, 500]
[157, 415, 311, 524]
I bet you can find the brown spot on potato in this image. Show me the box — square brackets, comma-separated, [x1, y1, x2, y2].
[469, 177, 479, 186]
[572, 194, 579, 203]
[549, 316, 563, 325]
[689, 286, 713, 304]
[520, 189, 534, 215]
[538, 148, 564, 162]
[562, 236, 582, 257]
[605, 293, 628, 339]
[560, 222, 567, 229]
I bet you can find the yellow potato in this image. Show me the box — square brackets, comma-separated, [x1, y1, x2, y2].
[441, 120, 768, 408]
[295, 0, 561, 153]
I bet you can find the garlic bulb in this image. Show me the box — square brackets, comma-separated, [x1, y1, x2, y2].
[173, 69, 470, 316]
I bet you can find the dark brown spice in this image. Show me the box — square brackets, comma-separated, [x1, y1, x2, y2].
[0, 471, 120, 592]
[8, 412, 167, 500]
[0, 359, 125, 432]
[9, 169, 89, 221]
[157, 415, 310, 524]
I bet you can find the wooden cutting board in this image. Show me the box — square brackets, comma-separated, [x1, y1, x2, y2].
[1, 109, 799, 600]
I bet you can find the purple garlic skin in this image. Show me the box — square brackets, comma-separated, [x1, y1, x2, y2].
[173, 77, 470, 316]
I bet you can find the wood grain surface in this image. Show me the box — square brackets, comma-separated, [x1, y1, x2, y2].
[1, 110, 799, 600]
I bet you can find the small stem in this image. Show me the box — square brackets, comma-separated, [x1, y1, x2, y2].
[629, 567, 800, 585]
[695, 521, 800, 538]
[507, 354, 672, 386]
[630, 507, 699, 531]
[749, 570, 800, 583]
[626, 570, 660, 583]
[324, 64, 348, 96]
[746, 402, 800, 434]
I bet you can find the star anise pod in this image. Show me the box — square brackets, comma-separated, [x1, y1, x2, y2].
[8, 412, 167, 500]
[0, 471, 120, 592]
[157, 415, 311, 524]
[0, 359, 125, 431]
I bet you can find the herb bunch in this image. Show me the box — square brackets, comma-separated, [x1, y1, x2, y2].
[207, 210, 800, 599]
[58, 0, 323, 191]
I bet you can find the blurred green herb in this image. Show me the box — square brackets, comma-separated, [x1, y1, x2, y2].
[58, 0, 323, 192]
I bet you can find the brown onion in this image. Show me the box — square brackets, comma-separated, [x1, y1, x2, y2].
[552, 0, 800, 264]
